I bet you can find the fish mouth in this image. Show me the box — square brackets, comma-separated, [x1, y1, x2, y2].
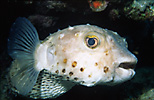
[103, 60, 137, 85]
[117, 62, 136, 70]
[105, 62, 136, 85]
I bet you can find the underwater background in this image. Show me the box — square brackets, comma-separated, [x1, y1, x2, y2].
[0, 0, 154, 100]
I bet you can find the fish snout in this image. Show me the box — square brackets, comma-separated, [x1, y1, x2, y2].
[110, 49, 138, 84]
[114, 47, 138, 70]
[117, 54, 137, 70]
[118, 53, 137, 69]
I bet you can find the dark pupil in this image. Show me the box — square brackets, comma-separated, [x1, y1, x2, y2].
[88, 38, 95, 46]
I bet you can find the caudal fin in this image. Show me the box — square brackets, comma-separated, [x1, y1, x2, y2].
[8, 17, 41, 95]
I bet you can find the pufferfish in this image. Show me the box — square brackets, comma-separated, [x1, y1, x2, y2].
[8, 17, 137, 99]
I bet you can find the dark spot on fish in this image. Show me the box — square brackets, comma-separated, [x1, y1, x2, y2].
[110, 38, 114, 42]
[74, 77, 78, 81]
[104, 66, 109, 73]
[104, 50, 109, 56]
[45, 84, 49, 87]
[38, 86, 41, 88]
[57, 62, 59, 65]
[92, 81, 96, 84]
[42, 81, 46, 84]
[81, 81, 85, 84]
[58, 75, 63, 78]
[10, 72, 14, 77]
[55, 76, 58, 79]
[69, 72, 73, 76]
[72, 61, 77, 68]
[66, 77, 69, 80]
[51, 75, 55, 77]
[55, 70, 59, 74]
[80, 67, 84, 72]
[62, 69, 66, 73]
[46, 79, 51, 81]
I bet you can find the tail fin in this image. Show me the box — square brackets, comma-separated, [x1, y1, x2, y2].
[8, 17, 41, 95]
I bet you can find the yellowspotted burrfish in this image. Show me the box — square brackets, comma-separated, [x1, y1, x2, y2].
[8, 17, 137, 99]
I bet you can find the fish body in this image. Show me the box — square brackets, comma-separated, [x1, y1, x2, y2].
[8, 17, 137, 99]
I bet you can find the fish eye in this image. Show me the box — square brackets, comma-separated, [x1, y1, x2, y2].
[85, 35, 99, 49]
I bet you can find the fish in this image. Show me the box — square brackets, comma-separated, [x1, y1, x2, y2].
[8, 17, 137, 99]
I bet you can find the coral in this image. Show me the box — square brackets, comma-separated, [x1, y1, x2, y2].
[138, 88, 154, 100]
[88, 0, 109, 12]
[0, 68, 13, 100]
[109, 9, 120, 20]
[124, 0, 154, 21]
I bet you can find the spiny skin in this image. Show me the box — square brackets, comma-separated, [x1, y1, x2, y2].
[8, 19, 137, 99]
[35, 25, 137, 86]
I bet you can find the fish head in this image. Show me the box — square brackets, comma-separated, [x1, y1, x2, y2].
[47, 25, 137, 87]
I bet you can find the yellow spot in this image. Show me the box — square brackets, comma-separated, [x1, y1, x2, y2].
[72, 61, 77, 68]
[88, 74, 92, 78]
[54, 51, 57, 55]
[63, 59, 67, 63]
[75, 33, 79, 37]
[62, 48, 66, 52]
[95, 62, 98, 66]
[57, 62, 59, 65]
[104, 66, 109, 73]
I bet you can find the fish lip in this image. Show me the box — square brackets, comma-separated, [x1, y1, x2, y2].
[103, 62, 137, 85]
[117, 62, 137, 70]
